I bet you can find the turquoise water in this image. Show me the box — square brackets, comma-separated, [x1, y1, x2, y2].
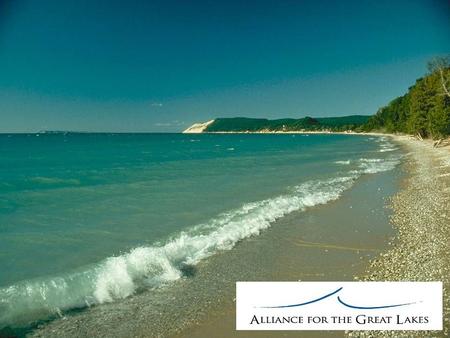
[0, 133, 401, 329]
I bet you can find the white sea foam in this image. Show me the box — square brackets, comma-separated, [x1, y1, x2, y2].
[92, 175, 360, 303]
[379, 147, 398, 152]
[0, 156, 402, 327]
[335, 160, 351, 165]
[359, 158, 383, 163]
[357, 157, 400, 174]
[377, 138, 398, 153]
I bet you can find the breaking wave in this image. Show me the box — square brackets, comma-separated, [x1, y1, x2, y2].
[335, 160, 351, 165]
[378, 138, 398, 152]
[0, 140, 402, 328]
[357, 157, 400, 174]
[0, 176, 356, 327]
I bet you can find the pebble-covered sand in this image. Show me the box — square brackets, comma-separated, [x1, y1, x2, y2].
[348, 136, 450, 338]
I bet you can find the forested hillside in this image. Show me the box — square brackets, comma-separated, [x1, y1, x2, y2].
[363, 58, 450, 139]
[186, 58, 450, 137]
[203, 115, 370, 132]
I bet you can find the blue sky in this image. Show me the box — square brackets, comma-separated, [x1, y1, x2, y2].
[0, 0, 449, 132]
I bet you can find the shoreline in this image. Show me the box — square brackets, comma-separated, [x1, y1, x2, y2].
[184, 130, 389, 136]
[171, 135, 405, 338]
[349, 135, 450, 337]
[174, 134, 450, 338]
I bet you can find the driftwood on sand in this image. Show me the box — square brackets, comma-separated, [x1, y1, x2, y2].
[433, 138, 450, 148]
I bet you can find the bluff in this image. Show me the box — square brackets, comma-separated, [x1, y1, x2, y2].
[183, 115, 370, 133]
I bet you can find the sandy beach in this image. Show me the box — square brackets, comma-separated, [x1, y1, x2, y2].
[349, 135, 450, 338]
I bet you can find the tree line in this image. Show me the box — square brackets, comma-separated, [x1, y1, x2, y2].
[363, 56, 450, 139]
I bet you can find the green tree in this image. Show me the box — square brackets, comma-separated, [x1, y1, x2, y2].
[407, 76, 437, 137]
[364, 57, 450, 139]
[428, 92, 450, 139]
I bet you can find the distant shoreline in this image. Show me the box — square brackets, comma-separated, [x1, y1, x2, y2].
[0, 131, 417, 138]
[199, 130, 389, 136]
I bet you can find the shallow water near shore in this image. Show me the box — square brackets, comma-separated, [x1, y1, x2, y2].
[0, 133, 403, 336]
[174, 165, 403, 338]
[29, 142, 404, 338]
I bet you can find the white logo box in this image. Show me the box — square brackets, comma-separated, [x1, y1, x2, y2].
[236, 282, 442, 330]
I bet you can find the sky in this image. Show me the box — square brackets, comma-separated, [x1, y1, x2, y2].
[0, 0, 449, 132]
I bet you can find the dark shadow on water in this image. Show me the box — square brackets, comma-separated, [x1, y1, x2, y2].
[0, 305, 89, 338]
[1, 324, 36, 338]
[180, 264, 197, 277]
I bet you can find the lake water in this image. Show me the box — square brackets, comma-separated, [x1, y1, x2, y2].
[0, 133, 402, 331]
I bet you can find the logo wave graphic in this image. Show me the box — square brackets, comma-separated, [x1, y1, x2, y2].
[259, 287, 418, 309]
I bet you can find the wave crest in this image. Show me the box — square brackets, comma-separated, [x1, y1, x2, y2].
[0, 154, 401, 327]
